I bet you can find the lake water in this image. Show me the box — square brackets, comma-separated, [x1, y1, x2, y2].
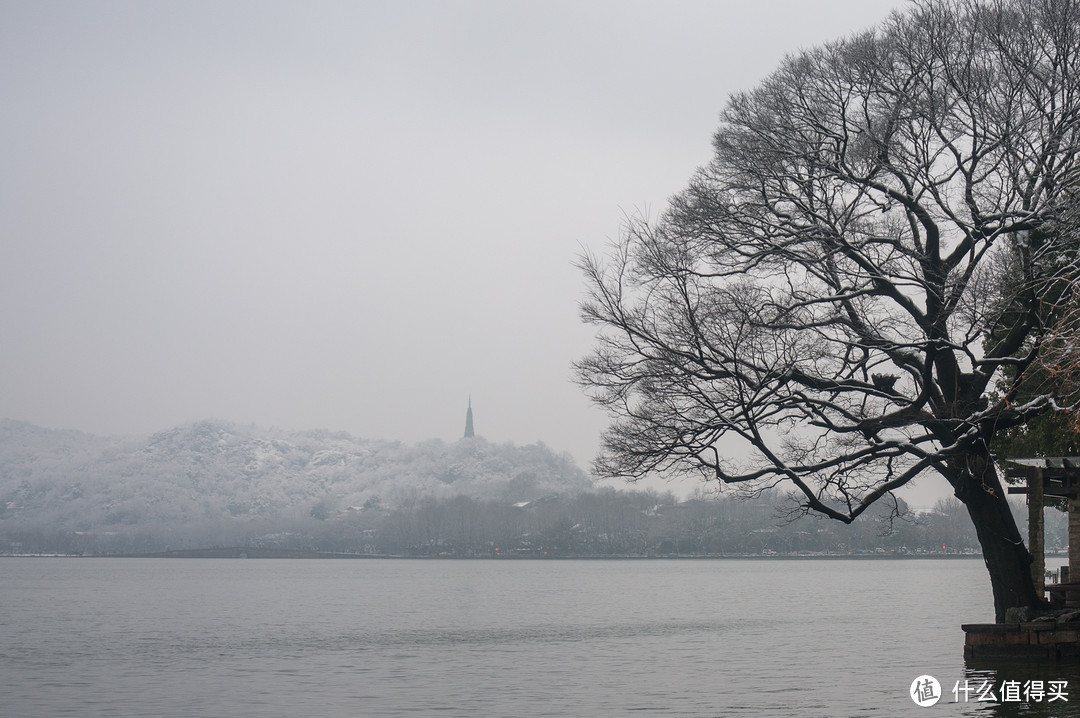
[2, 557, 1079, 717]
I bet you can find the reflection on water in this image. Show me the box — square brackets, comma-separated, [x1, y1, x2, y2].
[957, 664, 1080, 717]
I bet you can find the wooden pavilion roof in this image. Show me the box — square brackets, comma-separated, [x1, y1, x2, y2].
[1005, 458, 1080, 497]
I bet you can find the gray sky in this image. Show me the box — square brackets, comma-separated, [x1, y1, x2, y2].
[2, 0, 930, 498]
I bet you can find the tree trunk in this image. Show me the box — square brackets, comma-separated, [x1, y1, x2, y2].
[955, 451, 1043, 623]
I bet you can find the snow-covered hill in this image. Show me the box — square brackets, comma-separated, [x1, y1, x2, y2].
[0, 419, 591, 552]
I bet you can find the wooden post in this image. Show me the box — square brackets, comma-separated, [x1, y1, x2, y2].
[1029, 468, 1045, 594]
[1070, 494, 1080, 590]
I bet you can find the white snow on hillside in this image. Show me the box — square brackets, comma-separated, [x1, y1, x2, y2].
[0, 419, 592, 538]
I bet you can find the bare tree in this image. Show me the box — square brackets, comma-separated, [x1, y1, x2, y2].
[578, 0, 1080, 621]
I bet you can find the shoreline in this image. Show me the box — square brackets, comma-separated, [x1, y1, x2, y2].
[0, 549, 1015, 560]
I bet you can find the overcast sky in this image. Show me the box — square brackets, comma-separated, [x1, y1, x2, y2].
[2, 0, 932, 498]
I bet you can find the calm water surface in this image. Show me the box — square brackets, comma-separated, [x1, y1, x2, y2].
[2, 558, 1079, 717]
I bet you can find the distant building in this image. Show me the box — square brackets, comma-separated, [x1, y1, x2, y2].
[464, 396, 475, 438]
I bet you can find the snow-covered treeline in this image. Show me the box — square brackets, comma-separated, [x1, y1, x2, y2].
[0, 419, 590, 553]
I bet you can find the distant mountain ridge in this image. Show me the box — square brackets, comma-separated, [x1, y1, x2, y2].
[0, 419, 591, 552]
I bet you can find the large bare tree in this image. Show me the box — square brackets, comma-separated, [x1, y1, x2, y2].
[578, 0, 1080, 621]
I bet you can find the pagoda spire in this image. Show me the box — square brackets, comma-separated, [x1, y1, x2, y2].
[464, 396, 475, 438]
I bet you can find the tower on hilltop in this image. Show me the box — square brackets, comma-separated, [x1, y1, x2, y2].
[464, 396, 475, 438]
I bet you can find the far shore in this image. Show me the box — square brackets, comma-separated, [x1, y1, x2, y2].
[1, 548, 1031, 560]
